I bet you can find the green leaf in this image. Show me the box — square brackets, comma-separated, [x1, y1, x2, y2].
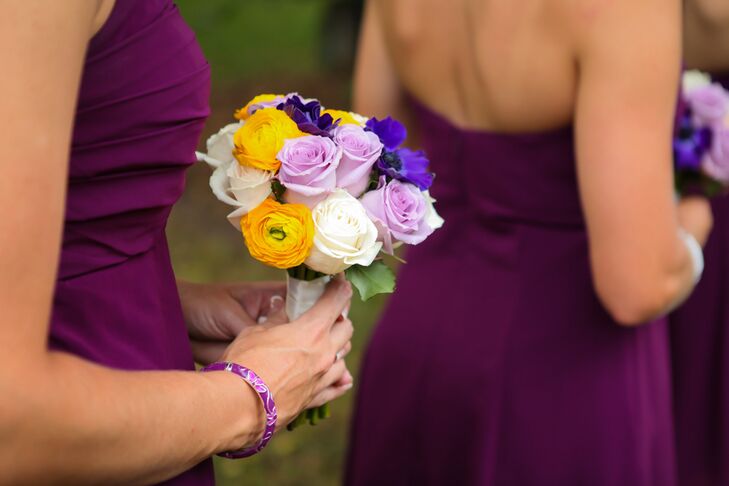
[345, 261, 396, 301]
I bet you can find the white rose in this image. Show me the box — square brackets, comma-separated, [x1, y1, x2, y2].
[305, 190, 383, 274]
[423, 190, 444, 230]
[683, 70, 712, 95]
[228, 163, 273, 207]
[201, 122, 242, 168]
[209, 160, 273, 229]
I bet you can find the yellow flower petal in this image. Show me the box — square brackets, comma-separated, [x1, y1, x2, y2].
[233, 108, 304, 172]
[241, 198, 314, 269]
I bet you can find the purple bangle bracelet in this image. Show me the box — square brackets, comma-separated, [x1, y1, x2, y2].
[200, 361, 278, 459]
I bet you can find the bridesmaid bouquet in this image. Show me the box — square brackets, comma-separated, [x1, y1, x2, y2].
[197, 93, 443, 426]
[674, 70, 729, 196]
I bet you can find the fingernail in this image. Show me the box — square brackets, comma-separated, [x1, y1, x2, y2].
[343, 383, 354, 391]
[270, 295, 284, 311]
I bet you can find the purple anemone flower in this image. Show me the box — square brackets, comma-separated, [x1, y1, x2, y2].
[365, 116, 407, 150]
[674, 109, 713, 171]
[377, 148, 434, 191]
[278, 95, 338, 137]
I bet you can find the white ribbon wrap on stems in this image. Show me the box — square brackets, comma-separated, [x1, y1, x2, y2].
[285, 274, 332, 321]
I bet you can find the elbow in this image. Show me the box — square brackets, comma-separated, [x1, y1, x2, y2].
[594, 271, 684, 327]
[601, 296, 665, 327]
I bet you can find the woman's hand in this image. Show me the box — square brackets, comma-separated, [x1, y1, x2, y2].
[219, 278, 354, 437]
[677, 195, 714, 247]
[178, 280, 286, 365]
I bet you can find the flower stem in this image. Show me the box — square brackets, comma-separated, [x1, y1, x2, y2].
[317, 403, 330, 420]
[287, 410, 307, 431]
[285, 264, 334, 431]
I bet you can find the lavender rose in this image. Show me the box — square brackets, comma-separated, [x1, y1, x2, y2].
[332, 124, 383, 197]
[278, 135, 342, 208]
[686, 84, 729, 126]
[703, 126, 729, 183]
[360, 177, 434, 254]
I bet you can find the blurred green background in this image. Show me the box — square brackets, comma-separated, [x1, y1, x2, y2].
[167, 1, 380, 485]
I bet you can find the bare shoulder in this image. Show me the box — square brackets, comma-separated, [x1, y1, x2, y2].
[553, 0, 679, 50]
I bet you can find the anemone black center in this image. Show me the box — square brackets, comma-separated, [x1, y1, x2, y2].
[381, 151, 402, 170]
[679, 126, 694, 139]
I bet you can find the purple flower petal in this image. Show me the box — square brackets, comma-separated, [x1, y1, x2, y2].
[376, 148, 434, 191]
[278, 95, 339, 137]
[673, 108, 713, 172]
[365, 117, 407, 150]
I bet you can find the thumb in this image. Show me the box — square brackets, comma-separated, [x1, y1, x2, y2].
[300, 278, 352, 330]
[260, 294, 289, 326]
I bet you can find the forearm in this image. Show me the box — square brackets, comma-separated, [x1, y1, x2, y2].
[1, 351, 262, 485]
[638, 231, 697, 315]
[591, 190, 710, 325]
[590, 227, 697, 325]
[666, 237, 700, 310]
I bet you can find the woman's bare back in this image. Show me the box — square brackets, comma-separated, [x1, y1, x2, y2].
[372, 0, 577, 132]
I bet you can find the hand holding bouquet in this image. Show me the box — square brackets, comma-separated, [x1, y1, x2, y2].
[197, 93, 443, 427]
[674, 70, 729, 196]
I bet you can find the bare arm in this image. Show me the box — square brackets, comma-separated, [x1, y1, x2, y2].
[0, 2, 352, 484]
[0, 3, 264, 483]
[571, 0, 703, 325]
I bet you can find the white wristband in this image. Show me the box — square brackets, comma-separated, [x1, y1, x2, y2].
[679, 229, 704, 284]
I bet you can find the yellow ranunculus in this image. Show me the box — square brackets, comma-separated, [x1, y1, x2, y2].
[322, 109, 361, 126]
[233, 108, 304, 172]
[235, 94, 284, 120]
[241, 198, 314, 269]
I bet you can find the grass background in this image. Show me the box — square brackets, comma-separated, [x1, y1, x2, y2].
[166, 2, 379, 485]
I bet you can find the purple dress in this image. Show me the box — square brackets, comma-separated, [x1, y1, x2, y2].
[346, 99, 677, 485]
[669, 72, 729, 486]
[49, 1, 212, 484]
